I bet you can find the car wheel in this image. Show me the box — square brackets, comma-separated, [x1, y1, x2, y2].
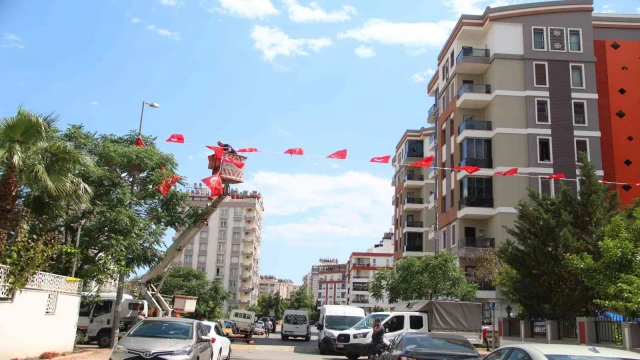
[96, 332, 111, 349]
[305, 336, 310, 341]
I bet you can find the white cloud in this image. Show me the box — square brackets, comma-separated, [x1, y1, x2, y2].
[276, 128, 291, 136]
[147, 25, 182, 40]
[2, 43, 24, 49]
[411, 69, 435, 83]
[599, 4, 616, 13]
[354, 45, 376, 58]
[338, 19, 456, 49]
[131, 17, 142, 23]
[251, 25, 332, 62]
[240, 171, 392, 246]
[160, 0, 185, 6]
[443, 0, 527, 16]
[4, 33, 21, 42]
[89, 101, 100, 105]
[282, 0, 356, 23]
[217, 0, 279, 18]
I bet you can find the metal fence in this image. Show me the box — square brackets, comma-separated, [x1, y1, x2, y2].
[558, 318, 577, 339]
[595, 316, 622, 344]
[531, 319, 547, 337]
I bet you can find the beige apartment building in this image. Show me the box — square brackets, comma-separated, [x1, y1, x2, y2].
[258, 275, 296, 299]
[173, 185, 263, 312]
[425, 0, 605, 320]
[391, 128, 438, 261]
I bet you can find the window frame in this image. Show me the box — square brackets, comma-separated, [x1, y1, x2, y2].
[531, 26, 547, 51]
[574, 138, 590, 162]
[534, 98, 551, 124]
[572, 100, 588, 126]
[570, 63, 586, 89]
[537, 136, 553, 163]
[538, 177, 555, 197]
[532, 61, 549, 87]
[568, 28, 583, 53]
[548, 27, 567, 53]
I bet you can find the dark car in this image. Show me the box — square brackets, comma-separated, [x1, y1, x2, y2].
[380, 333, 482, 360]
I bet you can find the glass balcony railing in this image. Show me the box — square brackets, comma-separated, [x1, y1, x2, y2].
[458, 120, 492, 134]
[456, 48, 490, 64]
[404, 245, 424, 252]
[459, 237, 495, 249]
[457, 84, 491, 98]
[428, 133, 437, 146]
[404, 174, 425, 182]
[459, 197, 494, 209]
[404, 221, 424, 228]
[404, 197, 424, 205]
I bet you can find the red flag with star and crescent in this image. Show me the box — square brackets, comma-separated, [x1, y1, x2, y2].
[202, 174, 223, 197]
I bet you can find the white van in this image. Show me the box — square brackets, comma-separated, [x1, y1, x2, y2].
[230, 309, 256, 338]
[316, 305, 365, 355]
[282, 309, 310, 341]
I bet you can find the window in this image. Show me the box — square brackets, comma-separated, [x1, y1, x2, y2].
[233, 221, 242, 227]
[218, 231, 227, 240]
[539, 177, 554, 197]
[231, 256, 239, 263]
[532, 27, 546, 50]
[450, 50, 454, 69]
[441, 229, 446, 250]
[230, 268, 237, 275]
[217, 244, 225, 252]
[372, 258, 376, 266]
[229, 280, 236, 287]
[199, 243, 207, 251]
[533, 62, 548, 87]
[232, 244, 240, 251]
[385, 315, 405, 333]
[197, 267, 205, 272]
[568, 28, 582, 52]
[572, 100, 587, 125]
[460, 177, 494, 205]
[216, 268, 223, 276]
[409, 315, 424, 330]
[234, 208, 243, 216]
[570, 64, 585, 89]
[220, 208, 229, 217]
[184, 255, 193, 263]
[535, 99, 550, 124]
[405, 139, 424, 158]
[460, 138, 492, 165]
[198, 255, 206, 263]
[537, 137, 552, 163]
[220, 220, 227, 228]
[575, 138, 590, 162]
[185, 243, 194, 250]
[216, 255, 224, 264]
[452, 224, 456, 246]
[232, 232, 241, 240]
[200, 231, 208, 239]
[92, 300, 113, 318]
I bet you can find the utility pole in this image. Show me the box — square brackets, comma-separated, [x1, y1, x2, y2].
[110, 101, 159, 348]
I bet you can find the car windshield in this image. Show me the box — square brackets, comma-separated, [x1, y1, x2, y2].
[128, 321, 193, 340]
[325, 315, 364, 331]
[546, 356, 640, 360]
[203, 324, 212, 332]
[285, 314, 308, 325]
[352, 313, 389, 330]
[404, 335, 477, 354]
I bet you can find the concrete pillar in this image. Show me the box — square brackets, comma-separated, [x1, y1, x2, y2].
[499, 318, 505, 337]
[577, 317, 596, 345]
[622, 322, 640, 351]
[521, 320, 532, 340]
[546, 320, 559, 343]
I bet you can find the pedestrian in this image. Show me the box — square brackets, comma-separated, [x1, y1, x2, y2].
[132, 311, 146, 327]
[368, 318, 385, 360]
[265, 318, 272, 338]
[482, 321, 490, 351]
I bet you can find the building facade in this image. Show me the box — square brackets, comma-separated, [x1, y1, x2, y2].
[317, 262, 348, 308]
[173, 186, 263, 312]
[258, 275, 296, 299]
[592, 14, 640, 207]
[426, 0, 606, 320]
[391, 128, 438, 261]
[345, 233, 395, 311]
[307, 258, 339, 307]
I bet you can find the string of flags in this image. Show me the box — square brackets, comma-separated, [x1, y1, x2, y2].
[138, 133, 640, 197]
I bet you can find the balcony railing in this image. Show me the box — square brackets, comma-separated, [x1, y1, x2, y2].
[406, 150, 424, 158]
[460, 158, 493, 168]
[456, 48, 490, 64]
[353, 262, 371, 267]
[352, 275, 370, 279]
[428, 103, 438, 117]
[458, 120, 492, 134]
[404, 174, 425, 182]
[428, 133, 437, 146]
[574, 113, 586, 125]
[459, 197, 494, 209]
[476, 281, 497, 291]
[404, 221, 424, 228]
[457, 84, 491, 98]
[428, 166, 435, 178]
[404, 197, 424, 205]
[352, 298, 369, 304]
[353, 286, 369, 292]
[459, 237, 496, 249]
[537, 111, 549, 123]
[404, 245, 424, 252]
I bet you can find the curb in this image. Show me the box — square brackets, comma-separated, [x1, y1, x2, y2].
[53, 349, 109, 360]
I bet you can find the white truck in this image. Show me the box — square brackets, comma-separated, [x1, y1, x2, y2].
[76, 293, 148, 348]
[335, 300, 483, 360]
[229, 309, 257, 338]
[316, 305, 366, 355]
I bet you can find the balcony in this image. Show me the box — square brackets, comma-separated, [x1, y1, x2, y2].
[244, 226, 256, 232]
[242, 237, 253, 243]
[428, 133, 437, 150]
[244, 215, 256, 220]
[404, 174, 425, 188]
[241, 273, 251, 280]
[241, 260, 253, 267]
[404, 244, 424, 253]
[456, 48, 491, 74]
[351, 275, 369, 281]
[352, 298, 370, 304]
[458, 237, 496, 256]
[428, 104, 439, 124]
[428, 166, 436, 180]
[403, 197, 424, 211]
[457, 84, 492, 109]
[240, 287, 252, 292]
[238, 299, 250, 305]
[460, 158, 493, 169]
[241, 250, 254, 256]
[234, 215, 243, 220]
[458, 197, 495, 219]
[403, 220, 424, 233]
[458, 120, 492, 136]
[426, 193, 436, 209]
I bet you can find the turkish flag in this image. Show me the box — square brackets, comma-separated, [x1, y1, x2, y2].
[284, 148, 304, 156]
[411, 155, 434, 168]
[370, 155, 391, 164]
[454, 165, 481, 174]
[169, 175, 181, 186]
[206, 145, 224, 161]
[238, 147, 259, 153]
[156, 182, 171, 196]
[166, 134, 185, 143]
[495, 168, 518, 176]
[327, 149, 347, 160]
[545, 173, 566, 179]
[135, 136, 145, 148]
[223, 157, 245, 169]
[202, 174, 223, 197]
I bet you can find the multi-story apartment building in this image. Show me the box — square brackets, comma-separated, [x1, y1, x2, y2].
[391, 128, 438, 261]
[307, 258, 339, 307]
[316, 262, 348, 308]
[425, 0, 605, 319]
[173, 186, 263, 312]
[345, 233, 395, 311]
[258, 275, 296, 298]
[592, 14, 640, 207]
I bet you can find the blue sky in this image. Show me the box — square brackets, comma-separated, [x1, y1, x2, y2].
[0, 0, 635, 284]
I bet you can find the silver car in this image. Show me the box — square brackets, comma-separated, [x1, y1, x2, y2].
[110, 317, 213, 360]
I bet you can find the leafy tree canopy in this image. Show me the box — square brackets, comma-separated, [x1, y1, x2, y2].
[369, 251, 477, 304]
[287, 284, 315, 312]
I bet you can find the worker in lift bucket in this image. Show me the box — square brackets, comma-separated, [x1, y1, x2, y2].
[218, 141, 236, 154]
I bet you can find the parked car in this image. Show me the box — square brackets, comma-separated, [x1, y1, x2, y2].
[483, 344, 640, 360]
[379, 332, 481, 360]
[110, 317, 213, 360]
[202, 321, 232, 360]
[282, 309, 310, 341]
[254, 321, 266, 335]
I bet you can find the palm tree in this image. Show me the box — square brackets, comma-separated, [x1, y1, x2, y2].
[0, 107, 93, 231]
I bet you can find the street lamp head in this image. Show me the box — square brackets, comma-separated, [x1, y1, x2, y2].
[148, 102, 160, 108]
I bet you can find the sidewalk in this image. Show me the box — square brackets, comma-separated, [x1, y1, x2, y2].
[53, 349, 110, 360]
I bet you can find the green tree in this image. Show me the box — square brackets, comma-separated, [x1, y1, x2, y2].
[158, 266, 230, 320]
[245, 304, 261, 314]
[257, 292, 286, 320]
[568, 210, 640, 319]
[497, 154, 622, 319]
[287, 284, 315, 311]
[369, 251, 477, 303]
[371, 305, 386, 312]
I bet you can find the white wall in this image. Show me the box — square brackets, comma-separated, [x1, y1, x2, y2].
[0, 290, 81, 360]
[486, 23, 524, 55]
